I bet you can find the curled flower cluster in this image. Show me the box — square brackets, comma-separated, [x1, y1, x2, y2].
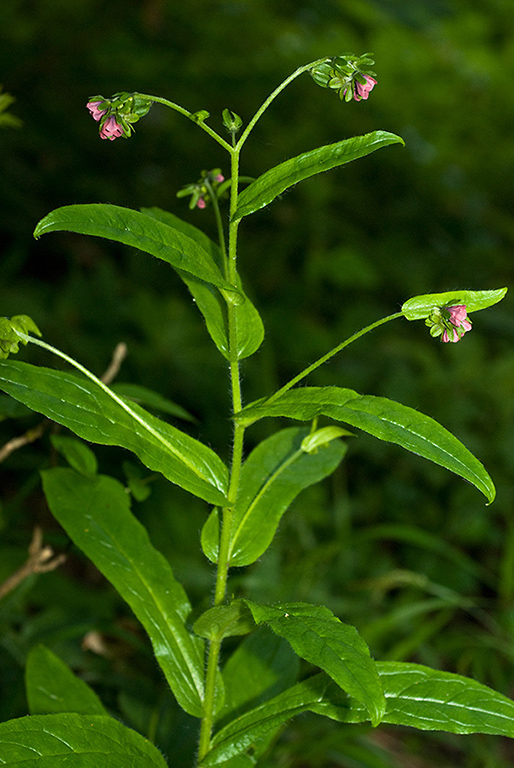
[86, 92, 152, 141]
[426, 304, 473, 343]
[310, 53, 377, 102]
[177, 168, 226, 210]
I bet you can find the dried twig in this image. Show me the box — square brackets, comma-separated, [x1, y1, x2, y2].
[0, 420, 46, 463]
[100, 342, 128, 384]
[0, 526, 66, 601]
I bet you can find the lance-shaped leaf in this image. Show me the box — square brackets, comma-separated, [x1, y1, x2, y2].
[402, 287, 507, 320]
[41, 468, 219, 718]
[0, 359, 228, 505]
[33, 203, 240, 300]
[242, 601, 385, 727]
[313, 661, 514, 737]
[237, 387, 495, 503]
[202, 427, 347, 566]
[202, 675, 328, 766]
[233, 131, 404, 221]
[202, 660, 514, 765]
[142, 207, 264, 360]
[26, 645, 107, 716]
[0, 713, 168, 767]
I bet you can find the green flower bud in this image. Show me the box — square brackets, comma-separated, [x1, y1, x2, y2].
[222, 108, 243, 136]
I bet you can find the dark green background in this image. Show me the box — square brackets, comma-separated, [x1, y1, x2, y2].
[1, 1, 513, 765]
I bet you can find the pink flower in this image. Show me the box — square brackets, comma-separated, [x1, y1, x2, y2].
[196, 197, 206, 209]
[353, 75, 377, 101]
[213, 174, 224, 183]
[441, 304, 473, 343]
[447, 305, 472, 331]
[442, 327, 459, 343]
[100, 115, 124, 141]
[86, 101, 107, 122]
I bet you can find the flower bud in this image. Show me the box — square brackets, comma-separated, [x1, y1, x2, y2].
[425, 304, 473, 343]
[222, 108, 243, 136]
[310, 53, 377, 102]
[177, 168, 227, 210]
[86, 92, 152, 140]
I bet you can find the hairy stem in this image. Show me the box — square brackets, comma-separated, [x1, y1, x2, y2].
[263, 312, 404, 406]
[235, 58, 329, 151]
[197, 146, 246, 764]
[135, 93, 232, 152]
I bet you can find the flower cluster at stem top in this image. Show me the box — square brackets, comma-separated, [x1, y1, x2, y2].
[87, 92, 152, 140]
[310, 53, 377, 102]
[426, 304, 473, 343]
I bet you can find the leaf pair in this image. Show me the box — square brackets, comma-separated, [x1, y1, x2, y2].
[203, 660, 514, 765]
[201, 426, 347, 567]
[33, 203, 264, 362]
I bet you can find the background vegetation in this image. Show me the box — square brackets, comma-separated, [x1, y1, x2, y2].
[1, 1, 513, 765]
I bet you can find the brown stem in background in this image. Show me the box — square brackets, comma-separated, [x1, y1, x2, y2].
[0, 526, 66, 601]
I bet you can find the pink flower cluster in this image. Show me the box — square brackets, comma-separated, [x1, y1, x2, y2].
[442, 305, 473, 343]
[197, 174, 224, 208]
[353, 75, 377, 101]
[86, 101, 124, 141]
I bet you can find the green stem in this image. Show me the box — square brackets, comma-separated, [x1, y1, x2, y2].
[264, 312, 404, 406]
[197, 637, 222, 761]
[235, 58, 329, 151]
[197, 145, 246, 765]
[135, 93, 232, 152]
[204, 178, 228, 280]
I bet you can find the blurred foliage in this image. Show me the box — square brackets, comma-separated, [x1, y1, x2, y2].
[1, 0, 514, 766]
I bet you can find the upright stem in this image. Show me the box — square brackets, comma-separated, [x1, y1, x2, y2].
[197, 63, 331, 761]
[197, 146, 246, 764]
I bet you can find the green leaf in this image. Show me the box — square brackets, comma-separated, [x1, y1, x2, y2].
[193, 602, 255, 642]
[112, 382, 196, 422]
[0, 359, 228, 505]
[41, 468, 215, 718]
[202, 660, 514, 765]
[202, 675, 328, 766]
[242, 600, 385, 727]
[0, 713, 168, 767]
[33, 203, 239, 299]
[213, 427, 347, 566]
[26, 645, 107, 716]
[402, 287, 508, 320]
[237, 387, 495, 503]
[313, 661, 514, 737]
[233, 131, 404, 221]
[142, 207, 264, 360]
[214, 629, 300, 764]
[220, 628, 300, 723]
[50, 435, 98, 477]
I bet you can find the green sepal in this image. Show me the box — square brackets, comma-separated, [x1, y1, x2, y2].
[190, 110, 210, 124]
[0, 314, 41, 359]
[222, 108, 243, 135]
